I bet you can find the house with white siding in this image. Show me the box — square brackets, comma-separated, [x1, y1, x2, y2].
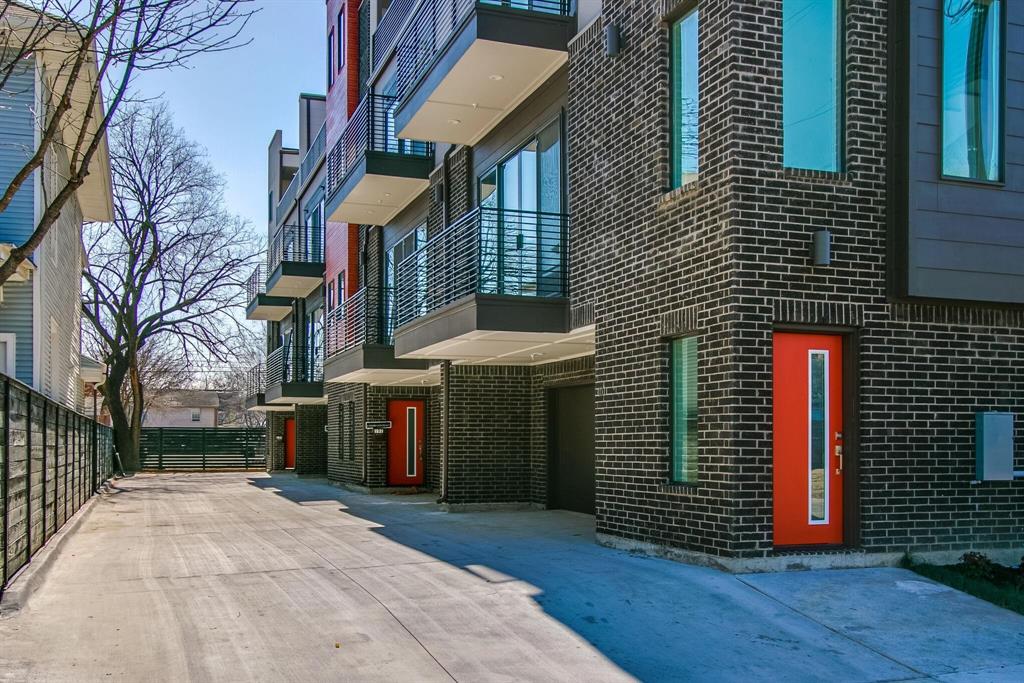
[0, 7, 114, 408]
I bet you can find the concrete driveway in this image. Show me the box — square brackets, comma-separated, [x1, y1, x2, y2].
[1, 473, 1022, 682]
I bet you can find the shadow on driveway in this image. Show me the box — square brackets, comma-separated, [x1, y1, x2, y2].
[247, 473, 1024, 681]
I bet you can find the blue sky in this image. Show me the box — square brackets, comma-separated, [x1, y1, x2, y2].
[134, 0, 325, 239]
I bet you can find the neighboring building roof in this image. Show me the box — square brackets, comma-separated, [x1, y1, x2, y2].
[79, 354, 106, 384]
[151, 389, 221, 409]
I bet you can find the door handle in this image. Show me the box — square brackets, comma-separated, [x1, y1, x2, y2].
[835, 444, 843, 475]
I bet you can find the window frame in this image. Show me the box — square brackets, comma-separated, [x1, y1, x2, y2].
[190, 408, 202, 423]
[327, 28, 335, 89]
[669, 4, 700, 189]
[668, 335, 699, 485]
[939, 0, 1006, 186]
[337, 7, 346, 71]
[781, 0, 846, 173]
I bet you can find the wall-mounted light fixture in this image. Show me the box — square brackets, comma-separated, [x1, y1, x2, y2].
[811, 230, 831, 266]
[606, 24, 621, 57]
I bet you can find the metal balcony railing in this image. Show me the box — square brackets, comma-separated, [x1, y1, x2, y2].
[392, 0, 571, 102]
[269, 223, 325, 273]
[325, 287, 396, 358]
[267, 342, 324, 386]
[245, 265, 266, 303]
[301, 122, 327, 182]
[245, 362, 265, 398]
[326, 93, 433, 201]
[276, 173, 299, 225]
[372, 0, 415, 68]
[395, 206, 568, 327]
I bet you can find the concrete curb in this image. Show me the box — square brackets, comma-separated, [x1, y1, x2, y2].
[0, 481, 112, 617]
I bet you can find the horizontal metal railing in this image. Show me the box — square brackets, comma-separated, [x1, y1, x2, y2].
[326, 93, 433, 201]
[245, 265, 266, 303]
[266, 347, 285, 386]
[269, 223, 325, 273]
[395, 206, 568, 327]
[393, 0, 571, 102]
[373, 0, 415, 68]
[245, 362, 264, 398]
[325, 287, 396, 358]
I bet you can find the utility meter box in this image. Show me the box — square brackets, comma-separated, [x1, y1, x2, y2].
[975, 412, 1015, 481]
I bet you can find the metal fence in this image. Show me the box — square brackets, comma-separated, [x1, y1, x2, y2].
[245, 264, 266, 304]
[395, 206, 568, 327]
[1, 376, 115, 595]
[245, 362, 265, 399]
[139, 428, 267, 471]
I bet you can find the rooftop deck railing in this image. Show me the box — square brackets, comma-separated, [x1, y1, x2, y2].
[395, 206, 568, 327]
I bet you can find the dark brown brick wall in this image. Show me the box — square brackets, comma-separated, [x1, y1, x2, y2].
[570, 0, 1024, 558]
[294, 404, 327, 475]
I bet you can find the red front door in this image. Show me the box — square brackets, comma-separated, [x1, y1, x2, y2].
[773, 332, 844, 546]
[387, 400, 425, 486]
[284, 418, 296, 470]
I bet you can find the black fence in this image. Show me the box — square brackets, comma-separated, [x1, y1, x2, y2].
[1, 376, 115, 594]
[139, 428, 266, 471]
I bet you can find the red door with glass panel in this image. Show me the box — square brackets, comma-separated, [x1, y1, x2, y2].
[773, 332, 844, 546]
[284, 418, 296, 470]
[387, 400, 425, 486]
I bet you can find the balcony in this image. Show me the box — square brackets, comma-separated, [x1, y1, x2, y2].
[323, 286, 435, 386]
[325, 94, 434, 226]
[245, 265, 292, 321]
[391, 0, 574, 145]
[393, 206, 593, 362]
[266, 224, 325, 298]
[244, 362, 292, 411]
[264, 344, 325, 405]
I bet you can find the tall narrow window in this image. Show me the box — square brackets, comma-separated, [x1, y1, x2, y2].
[670, 8, 699, 187]
[327, 29, 335, 89]
[670, 336, 698, 483]
[943, 0, 1003, 182]
[337, 8, 346, 70]
[783, 0, 843, 171]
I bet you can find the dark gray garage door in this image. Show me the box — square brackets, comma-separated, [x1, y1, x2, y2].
[549, 384, 595, 514]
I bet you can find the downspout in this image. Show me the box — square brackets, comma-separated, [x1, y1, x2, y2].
[361, 383, 368, 486]
[438, 360, 451, 503]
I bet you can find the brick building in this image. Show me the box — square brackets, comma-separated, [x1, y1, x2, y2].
[253, 0, 1024, 569]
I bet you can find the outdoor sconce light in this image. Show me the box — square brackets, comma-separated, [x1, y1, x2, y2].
[606, 24, 621, 57]
[811, 230, 831, 266]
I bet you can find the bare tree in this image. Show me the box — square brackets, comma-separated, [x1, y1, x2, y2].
[0, 0, 254, 286]
[82, 102, 259, 469]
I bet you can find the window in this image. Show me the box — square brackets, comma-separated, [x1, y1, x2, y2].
[943, 0, 1003, 182]
[670, 336, 698, 483]
[327, 29, 335, 89]
[670, 7, 699, 187]
[477, 119, 564, 296]
[783, 0, 843, 171]
[327, 281, 335, 311]
[190, 408, 201, 423]
[338, 8, 346, 70]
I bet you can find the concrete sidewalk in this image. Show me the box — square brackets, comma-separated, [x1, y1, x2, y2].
[1, 472, 1022, 682]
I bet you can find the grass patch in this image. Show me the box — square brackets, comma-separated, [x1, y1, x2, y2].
[901, 552, 1024, 617]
